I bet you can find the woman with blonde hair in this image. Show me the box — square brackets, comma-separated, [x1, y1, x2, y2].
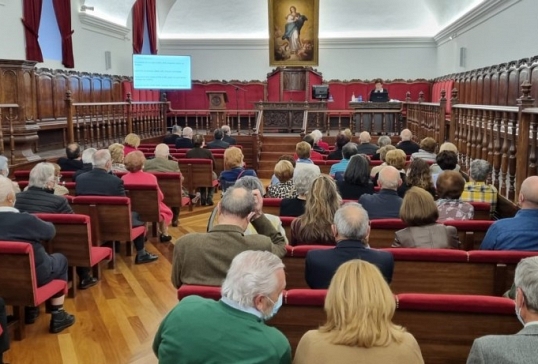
[373, 149, 408, 197]
[266, 160, 297, 198]
[108, 143, 128, 173]
[406, 158, 436, 197]
[294, 260, 424, 364]
[219, 147, 256, 191]
[290, 174, 341, 246]
[123, 133, 141, 156]
[393, 187, 460, 249]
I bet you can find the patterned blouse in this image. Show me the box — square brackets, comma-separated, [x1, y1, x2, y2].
[266, 180, 297, 199]
[436, 199, 474, 221]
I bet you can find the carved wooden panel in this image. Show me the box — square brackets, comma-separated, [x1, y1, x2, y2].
[36, 71, 54, 120]
[102, 76, 112, 102]
[482, 74, 491, 105]
[54, 72, 68, 119]
[2, 69, 18, 104]
[490, 72, 500, 107]
[497, 64, 509, 106]
[469, 74, 478, 104]
[81, 76, 91, 103]
[69, 74, 81, 102]
[283, 70, 305, 91]
[530, 58, 538, 102]
[506, 62, 519, 106]
[476, 74, 484, 105]
[112, 77, 123, 101]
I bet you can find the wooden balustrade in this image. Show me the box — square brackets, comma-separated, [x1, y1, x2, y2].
[167, 108, 257, 136]
[0, 104, 18, 163]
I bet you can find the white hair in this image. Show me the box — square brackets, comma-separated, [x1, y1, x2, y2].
[378, 166, 401, 190]
[400, 129, 412, 141]
[221, 125, 231, 135]
[92, 149, 111, 169]
[28, 162, 55, 188]
[0, 175, 14, 202]
[311, 130, 322, 143]
[293, 167, 319, 195]
[359, 131, 371, 143]
[183, 127, 193, 138]
[154, 143, 169, 158]
[515, 256, 538, 311]
[0, 156, 8, 177]
[221, 251, 284, 308]
[81, 148, 97, 164]
[334, 202, 370, 241]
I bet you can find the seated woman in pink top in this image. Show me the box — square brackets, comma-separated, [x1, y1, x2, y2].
[122, 151, 173, 242]
[123, 133, 141, 156]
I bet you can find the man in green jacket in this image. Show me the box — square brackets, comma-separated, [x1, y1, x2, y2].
[154, 250, 291, 364]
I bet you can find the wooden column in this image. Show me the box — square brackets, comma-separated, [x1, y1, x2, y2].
[515, 81, 535, 199]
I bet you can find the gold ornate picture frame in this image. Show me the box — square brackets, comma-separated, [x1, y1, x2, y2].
[268, 0, 319, 66]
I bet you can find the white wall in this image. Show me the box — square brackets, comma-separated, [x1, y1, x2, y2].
[437, 0, 538, 76]
[0, 0, 26, 60]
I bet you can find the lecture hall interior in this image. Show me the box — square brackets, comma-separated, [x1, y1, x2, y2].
[1, 0, 538, 363]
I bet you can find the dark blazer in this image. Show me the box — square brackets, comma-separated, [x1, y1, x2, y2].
[223, 135, 236, 145]
[397, 140, 420, 155]
[72, 163, 93, 182]
[369, 88, 389, 102]
[57, 157, 83, 172]
[75, 168, 125, 196]
[356, 143, 379, 155]
[163, 134, 181, 145]
[326, 149, 342, 161]
[15, 187, 73, 214]
[279, 198, 306, 217]
[186, 147, 216, 170]
[206, 140, 230, 149]
[305, 240, 394, 289]
[175, 137, 194, 149]
[359, 189, 402, 219]
[337, 180, 375, 200]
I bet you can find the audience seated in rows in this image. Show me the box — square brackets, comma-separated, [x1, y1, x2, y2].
[171, 186, 286, 288]
[431, 150, 463, 185]
[436, 171, 474, 221]
[372, 149, 408, 197]
[269, 155, 295, 186]
[221, 125, 236, 145]
[163, 124, 182, 145]
[0, 176, 75, 333]
[356, 131, 378, 155]
[294, 141, 321, 177]
[461, 159, 498, 215]
[480, 176, 538, 251]
[0, 156, 20, 194]
[75, 149, 158, 264]
[311, 129, 329, 152]
[187, 134, 217, 205]
[280, 167, 319, 217]
[396, 129, 420, 155]
[295, 260, 423, 364]
[329, 142, 358, 177]
[207, 176, 287, 244]
[305, 203, 394, 289]
[57, 142, 83, 172]
[370, 145, 396, 177]
[467, 256, 538, 363]
[15, 162, 98, 289]
[0, 297, 8, 364]
[155, 251, 291, 364]
[207, 128, 230, 149]
[301, 135, 324, 160]
[122, 151, 173, 242]
[393, 187, 460, 249]
[219, 146, 257, 194]
[266, 160, 297, 199]
[50, 163, 69, 196]
[411, 137, 437, 163]
[123, 133, 140, 156]
[72, 148, 96, 182]
[108, 143, 128, 173]
[175, 127, 194, 149]
[430, 142, 460, 175]
[326, 134, 349, 161]
[360, 166, 403, 219]
[291, 175, 341, 246]
[405, 158, 436, 197]
[336, 154, 375, 200]
[371, 135, 392, 160]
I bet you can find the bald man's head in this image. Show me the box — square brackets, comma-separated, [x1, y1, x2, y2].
[359, 131, 371, 144]
[519, 176, 538, 208]
[378, 166, 401, 190]
[400, 129, 412, 141]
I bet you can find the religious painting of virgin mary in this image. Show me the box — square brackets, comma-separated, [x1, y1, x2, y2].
[269, 0, 319, 66]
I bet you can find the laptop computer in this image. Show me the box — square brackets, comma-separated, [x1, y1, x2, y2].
[370, 91, 389, 102]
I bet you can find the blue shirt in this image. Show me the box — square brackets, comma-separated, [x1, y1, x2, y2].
[329, 159, 349, 176]
[480, 209, 538, 251]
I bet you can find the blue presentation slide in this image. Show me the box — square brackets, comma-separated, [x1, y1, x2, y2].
[133, 55, 192, 90]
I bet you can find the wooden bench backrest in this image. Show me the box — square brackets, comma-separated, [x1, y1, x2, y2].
[178, 159, 215, 192]
[150, 172, 183, 208]
[0, 242, 36, 305]
[124, 183, 160, 223]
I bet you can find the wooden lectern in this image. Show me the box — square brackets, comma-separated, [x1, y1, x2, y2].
[206, 91, 228, 130]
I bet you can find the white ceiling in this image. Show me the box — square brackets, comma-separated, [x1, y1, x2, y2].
[83, 0, 485, 39]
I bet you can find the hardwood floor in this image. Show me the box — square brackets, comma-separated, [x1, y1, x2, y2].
[4, 202, 219, 364]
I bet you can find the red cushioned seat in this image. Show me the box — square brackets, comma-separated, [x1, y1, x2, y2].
[285, 245, 293, 256]
[383, 248, 468, 262]
[370, 219, 406, 229]
[443, 220, 493, 230]
[395, 293, 515, 314]
[279, 216, 294, 226]
[285, 289, 326, 306]
[469, 201, 491, 211]
[177, 285, 222, 300]
[263, 198, 282, 208]
[289, 245, 333, 258]
[468, 250, 538, 264]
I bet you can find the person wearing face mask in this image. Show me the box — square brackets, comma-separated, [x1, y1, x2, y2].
[154, 250, 291, 364]
[467, 256, 538, 363]
[0, 156, 20, 194]
[171, 186, 287, 289]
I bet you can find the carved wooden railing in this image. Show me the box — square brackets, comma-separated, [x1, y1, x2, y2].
[0, 104, 18, 164]
[167, 107, 258, 136]
[405, 90, 452, 143]
[65, 91, 167, 149]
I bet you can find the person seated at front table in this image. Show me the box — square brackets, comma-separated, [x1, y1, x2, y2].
[291, 175, 341, 246]
[219, 146, 257, 193]
[280, 167, 319, 217]
[393, 187, 460, 249]
[121, 151, 173, 243]
[436, 170, 474, 221]
[123, 133, 140, 156]
[0, 176, 76, 334]
[337, 154, 375, 200]
[294, 260, 424, 364]
[368, 78, 389, 101]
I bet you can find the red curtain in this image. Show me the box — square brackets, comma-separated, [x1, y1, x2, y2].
[21, 0, 44, 62]
[52, 0, 75, 68]
[132, 0, 145, 54]
[146, 0, 157, 54]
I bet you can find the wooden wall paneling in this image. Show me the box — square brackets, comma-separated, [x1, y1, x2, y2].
[490, 68, 500, 108]
[53, 71, 69, 119]
[69, 73, 81, 103]
[35, 69, 55, 121]
[497, 63, 509, 106]
[80, 74, 92, 103]
[529, 56, 538, 103]
[464, 72, 472, 104]
[91, 75, 103, 103]
[112, 76, 123, 101]
[482, 70, 492, 105]
[506, 61, 520, 106]
[516, 58, 530, 101]
[469, 70, 478, 104]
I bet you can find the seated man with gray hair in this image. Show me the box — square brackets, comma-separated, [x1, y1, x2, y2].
[467, 256, 538, 363]
[359, 166, 403, 219]
[460, 159, 498, 215]
[175, 126, 194, 149]
[356, 131, 378, 155]
[371, 135, 392, 160]
[172, 186, 287, 288]
[0, 155, 20, 193]
[207, 128, 230, 149]
[163, 124, 182, 145]
[154, 250, 291, 364]
[396, 128, 420, 155]
[72, 147, 97, 182]
[221, 125, 236, 145]
[305, 202, 394, 289]
[329, 142, 358, 178]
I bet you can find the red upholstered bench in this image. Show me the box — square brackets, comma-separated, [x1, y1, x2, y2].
[177, 285, 222, 301]
[469, 201, 492, 220]
[369, 219, 407, 248]
[443, 220, 493, 250]
[279, 216, 295, 242]
[263, 198, 282, 216]
[283, 245, 333, 289]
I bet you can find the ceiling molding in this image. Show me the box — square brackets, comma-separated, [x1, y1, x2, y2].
[78, 11, 130, 40]
[319, 37, 436, 49]
[434, 0, 521, 45]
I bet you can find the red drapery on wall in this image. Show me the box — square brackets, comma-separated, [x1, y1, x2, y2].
[132, 0, 145, 54]
[52, 0, 75, 68]
[146, 0, 157, 54]
[21, 0, 44, 62]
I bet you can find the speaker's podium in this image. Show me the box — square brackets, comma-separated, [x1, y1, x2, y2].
[206, 91, 228, 130]
[349, 101, 402, 135]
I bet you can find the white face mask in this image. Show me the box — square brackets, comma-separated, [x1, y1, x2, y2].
[515, 291, 525, 326]
[262, 292, 283, 321]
